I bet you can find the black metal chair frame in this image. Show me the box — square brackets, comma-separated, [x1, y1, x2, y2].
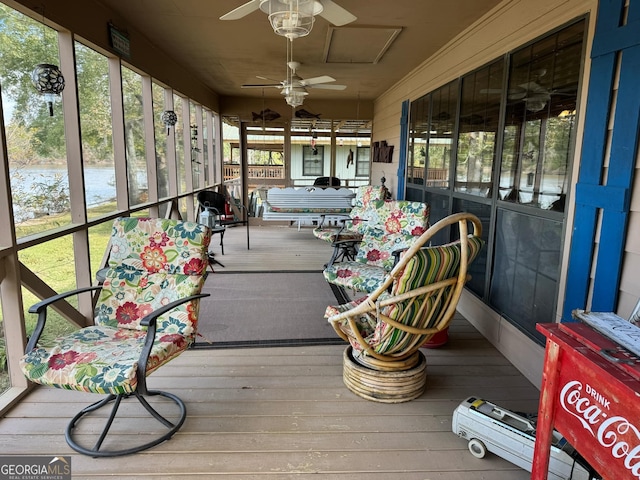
[197, 190, 250, 251]
[25, 288, 209, 457]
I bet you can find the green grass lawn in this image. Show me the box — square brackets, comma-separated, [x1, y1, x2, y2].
[0, 201, 136, 393]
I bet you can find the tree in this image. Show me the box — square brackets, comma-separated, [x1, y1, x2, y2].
[0, 5, 66, 159]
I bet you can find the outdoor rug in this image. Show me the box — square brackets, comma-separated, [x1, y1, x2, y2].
[193, 271, 346, 348]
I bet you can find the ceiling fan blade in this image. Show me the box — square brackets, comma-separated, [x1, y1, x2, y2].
[518, 81, 548, 93]
[308, 84, 346, 90]
[256, 75, 283, 83]
[509, 91, 528, 100]
[220, 0, 261, 20]
[480, 87, 527, 100]
[300, 75, 336, 86]
[319, 0, 357, 26]
[241, 83, 282, 89]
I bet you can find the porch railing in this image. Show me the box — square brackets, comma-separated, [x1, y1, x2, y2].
[223, 164, 284, 181]
[409, 167, 449, 187]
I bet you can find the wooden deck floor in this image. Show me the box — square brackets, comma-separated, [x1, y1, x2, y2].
[0, 223, 541, 479]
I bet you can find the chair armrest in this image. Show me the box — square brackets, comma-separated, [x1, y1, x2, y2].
[26, 285, 103, 353]
[333, 216, 364, 234]
[317, 213, 330, 229]
[136, 293, 210, 392]
[227, 194, 250, 218]
[317, 213, 352, 229]
[139, 293, 210, 328]
[391, 247, 407, 264]
[341, 217, 365, 226]
[231, 199, 249, 213]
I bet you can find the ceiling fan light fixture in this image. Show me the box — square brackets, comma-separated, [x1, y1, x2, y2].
[285, 90, 306, 107]
[260, 0, 323, 40]
[525, 98, 547, 112]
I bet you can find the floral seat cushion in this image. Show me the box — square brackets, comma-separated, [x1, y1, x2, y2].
[327, 236, 485, 355]
[20, 323, 189, 395]
[325, 296, 378, 340]
[270, 206, 351, 214]
[323, 261, 390, 293]
[313, 228, 363, 243]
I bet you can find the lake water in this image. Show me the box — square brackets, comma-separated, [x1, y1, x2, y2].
[11, 166, 144, 222]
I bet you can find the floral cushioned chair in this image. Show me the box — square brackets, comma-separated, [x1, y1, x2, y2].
[324, 212, 484, 403]
[19, 217, 211, 456]
[313, 185, 388, 264]
[322, 199, 430, 293]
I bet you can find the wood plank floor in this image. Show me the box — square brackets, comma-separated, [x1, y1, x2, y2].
[0, 223, 541, 479]
[209, 222, 336, 272]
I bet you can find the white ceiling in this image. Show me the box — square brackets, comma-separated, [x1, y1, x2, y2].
[96, 0, 504, 103]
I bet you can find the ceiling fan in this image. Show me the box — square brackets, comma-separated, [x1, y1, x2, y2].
[220, 0, 357, 40]
[482, 81, 575, 112]
[479, 68, 575, 112]
[242, 61, 346, 107]
[220, 0, 356, 24]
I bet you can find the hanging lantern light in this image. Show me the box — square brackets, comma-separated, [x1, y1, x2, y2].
[260, 0, 323, 40]
[161, 110, 178, 135]
[31, 63, 65, 116]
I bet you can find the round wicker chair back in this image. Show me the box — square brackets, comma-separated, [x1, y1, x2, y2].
[327, 212, 484, 370]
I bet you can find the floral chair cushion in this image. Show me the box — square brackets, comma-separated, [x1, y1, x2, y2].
[353, 185, 386, 209]
[19, 323, 190, 395]
[352, 200, 429, 270]
[325, 296, 377, 340]
[96, 270, 203, 334]
[20, 217, 210, 395]
[358, 200, 429, 238]
[322, 200, 430, 293]
[313, 185, 387, 243]
[312, 228, 363, 243]
[108, 217, 210, 275]
[322, 261, 390, 293]
[327, 236, 485, 355]
[353, 227, 420, 271]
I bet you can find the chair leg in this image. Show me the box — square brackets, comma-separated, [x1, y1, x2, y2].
[328, 283, 351, 305]
[208, 252, 225, 272]
[65, 389, 187, 457]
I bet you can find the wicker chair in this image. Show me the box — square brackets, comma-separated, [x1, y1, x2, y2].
[325, 212, 484, 403]
[20, 217, 211, 456]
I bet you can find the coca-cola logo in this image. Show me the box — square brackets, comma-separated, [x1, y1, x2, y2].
[560, 380, 640, 478]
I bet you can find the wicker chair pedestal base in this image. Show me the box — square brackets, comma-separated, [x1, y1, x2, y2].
[342, 347, 427, 403]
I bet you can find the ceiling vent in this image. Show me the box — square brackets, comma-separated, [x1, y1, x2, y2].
[323, 25, 402, 64]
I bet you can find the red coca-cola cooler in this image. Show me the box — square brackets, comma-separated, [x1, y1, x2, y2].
[533, 311, 640, 480]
